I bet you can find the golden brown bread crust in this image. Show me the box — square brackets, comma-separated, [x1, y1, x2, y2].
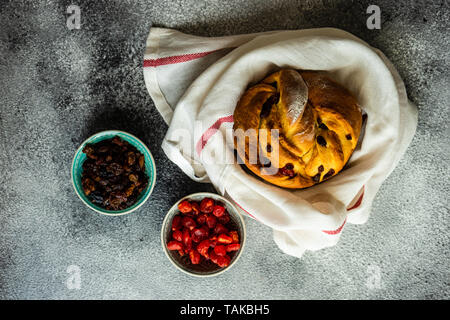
[233, 69, 362, 189]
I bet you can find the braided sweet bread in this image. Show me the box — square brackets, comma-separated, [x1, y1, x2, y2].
[233, 69, 362, 189]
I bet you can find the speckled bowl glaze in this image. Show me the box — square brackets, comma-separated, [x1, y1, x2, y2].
[161, 192, 246, 277]
[71, 130, 156, 216]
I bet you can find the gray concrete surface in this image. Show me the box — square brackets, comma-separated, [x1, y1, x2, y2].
[0, 0, 449, 299]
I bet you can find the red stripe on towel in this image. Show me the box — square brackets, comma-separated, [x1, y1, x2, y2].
[322, 218, 347, 235]
[196, 115, 234, 155]
[322, 186, 365, 235]
[232, 200, 257, 220]
[347, 186, 365, 211]
[143, 50, 221, 67]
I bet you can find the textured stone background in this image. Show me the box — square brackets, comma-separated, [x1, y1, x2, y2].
[0, 0, 449, 299]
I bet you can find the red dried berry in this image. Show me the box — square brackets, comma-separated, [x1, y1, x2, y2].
[191, 202, 200, 215]
[178, 249, 185, 256]
[182, 228, 192, 251]
[172, 230, 182, 242]
[197, 239, 211, 258]
[217, 213, 230, 225]
[214, 245, 227, 256]
[214, 223, 228, 235]
[200, 225, 210, 237]
[212, 205, 226, 217]
[178, 200, 192, 213]
[217, 234, 233, 244]
[167, 241, 183, 251]
[206, 215, 217, 229]
[191, 227, 208, 243]
[216, 255, 231, 267]
[171, 215, 182, 231]
[200, 198, 214, 213]
[189, 249, 201, 265]
[226, 243, 240, 252]
[209, 249, 220, 264]
[182, 216, 197, 231]
[190, 229, 201, 243]
[229, 231, 239, 244]
[196, 213, 207, 225]
[279, 165, 295, 177]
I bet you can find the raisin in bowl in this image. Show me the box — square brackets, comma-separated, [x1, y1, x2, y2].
[71, 130, 156, 215]
[161, 193, 246, 277]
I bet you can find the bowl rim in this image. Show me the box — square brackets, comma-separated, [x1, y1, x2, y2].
[71, 130, 157, 216]
[161, 192, 246, 277]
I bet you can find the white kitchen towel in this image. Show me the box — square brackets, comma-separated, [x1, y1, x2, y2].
[143, 27, 418, 258]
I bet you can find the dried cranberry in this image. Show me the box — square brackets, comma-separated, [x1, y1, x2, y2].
[182, 216, 196, 231]
[171, 215, 182, 231]
[216, 255, 231, 268]
[212, 205, 226, 217]
[217, 234, 233, 244]
[197, 240, 211, 258]
[214, 245, 227, 257]
[178, 200, 192, 214]
[279, 164, 295, 177]
[214, 223, 228, 235]
[209, 249, 220, 264]
[189, 249, 201, 265]
[167, 241, 183, 251]
[191, 227, 208, 243]
[229, 231, 239, 244]
[172, 230, 182, 242]
[191, 202, 200, 215]
[182, 228, 192, 251]
[218, 213, 230, 225]
[226, 243, 241, 252]
[209, 235, 218, 248]
[197, 213, 208, 225]
[200, 198, 214, 213]
[206, 215, 217, 229]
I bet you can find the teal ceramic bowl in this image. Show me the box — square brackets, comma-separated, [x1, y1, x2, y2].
[71, 130, 156, 216]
